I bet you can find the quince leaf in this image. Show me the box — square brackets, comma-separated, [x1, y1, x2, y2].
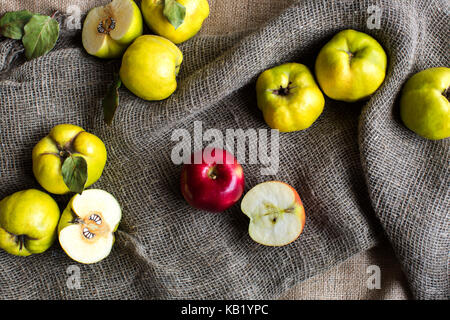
[22, 14, 59, 60]
[163, 0, 186, 30]
[102, 74, 122, 125]
[62, 156, 88, 194]
[0, 10, 34, 40]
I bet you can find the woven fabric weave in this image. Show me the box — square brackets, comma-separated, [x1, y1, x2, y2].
[0, 0, 448, 299]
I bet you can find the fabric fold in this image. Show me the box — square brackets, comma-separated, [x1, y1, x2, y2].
[0, 0, 448, 299]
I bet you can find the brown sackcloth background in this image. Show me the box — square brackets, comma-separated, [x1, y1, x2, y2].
[0, 0, 448, 300]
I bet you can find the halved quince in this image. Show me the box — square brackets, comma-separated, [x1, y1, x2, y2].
[58, 189, 122, 264]
[82, 0, 143, 59]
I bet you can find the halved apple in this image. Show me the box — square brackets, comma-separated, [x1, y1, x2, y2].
[241, 181, 305, 246]
[58, 189, 122, 264]
[82, 0, 143, 59]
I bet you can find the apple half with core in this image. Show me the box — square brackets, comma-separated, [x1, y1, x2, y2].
[0, 189, 60, 256]
[180, 148, 245, 212]
[82, 0, 143, 59]
[256, 62, 325, 132]
[400, 67, 450, 140]
[241, 181, 305, 246]
[315, 29, 387, 102]
[58, 189, 122, 264]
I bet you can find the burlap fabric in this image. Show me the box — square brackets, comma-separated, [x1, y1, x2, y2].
[0, 0, 448, 300]
[281, 240, 413, 300]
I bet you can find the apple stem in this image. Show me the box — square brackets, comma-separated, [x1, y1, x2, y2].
[208, 167, 218, 180]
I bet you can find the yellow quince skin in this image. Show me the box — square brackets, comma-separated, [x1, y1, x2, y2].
[0, 189, 60, 256]
[315, 29, 387, 102]
[400, 67, 450, 140]
[141, 0, 209, 44]
[256, 63, 325, 132]
[32, 124, 107, 195]
[119, 35, 183, 101]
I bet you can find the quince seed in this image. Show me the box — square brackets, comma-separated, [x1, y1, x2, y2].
[82, 227, 95, 239]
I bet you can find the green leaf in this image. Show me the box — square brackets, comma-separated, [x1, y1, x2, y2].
[163, 0, 186, 29]
[0, 10, 34, 40]
[62, 156, 88, 194]
[22, 14, 59, 60]
[102, 75, 122, 125]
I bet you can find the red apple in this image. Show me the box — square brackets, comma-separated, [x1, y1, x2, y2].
[180, 148, 245, 212]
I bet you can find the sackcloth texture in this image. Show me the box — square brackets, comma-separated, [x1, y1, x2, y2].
[0, 0, 448, 300]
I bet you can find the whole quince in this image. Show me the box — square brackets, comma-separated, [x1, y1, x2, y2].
[400, 67, 450, 140]
[0, 189, 60, 256]
[119, 35, 183, 100]
[32, 124, 107, 195]
[256, 63, 325, 132]
[141, 0, 209, 44]
[315, 29, 387, 102]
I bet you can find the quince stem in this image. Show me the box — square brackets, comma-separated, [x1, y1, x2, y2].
[17, 234, 25, 251]
[443, 87, 449, 102]
[59, 150, 71, 159]
[272, 82, 296, 96]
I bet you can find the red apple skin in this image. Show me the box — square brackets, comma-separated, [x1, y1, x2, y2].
[180, 148, 245, 212]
